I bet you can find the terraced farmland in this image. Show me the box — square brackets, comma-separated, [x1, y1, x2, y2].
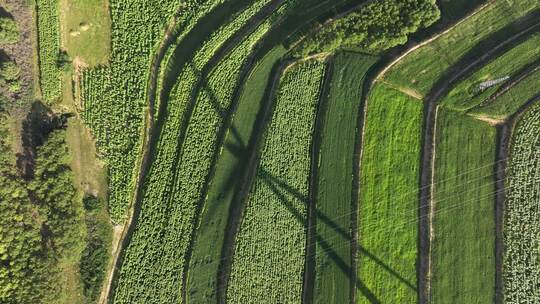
[18, 0, 540, 303]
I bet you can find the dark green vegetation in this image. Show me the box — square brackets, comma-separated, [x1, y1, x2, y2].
[80, 196, 112, 304]
[312, 52, 376, 304]
[384, 0, 539, 97]
[504, 103, 540, 302]
[0, 100, 111, 304]
[20, 0, 540, 302]
[0, 15, 19, 43]
[186, 46, 287, 303]
[227, 58, 326, 303]
[431, 109, 496, 303]
[35, 0, 62, 102]
[0, 58, 21, 93]
[358, 82, 422, 303]
[81, 0, 181, 221]
[295, 0, 440, 56]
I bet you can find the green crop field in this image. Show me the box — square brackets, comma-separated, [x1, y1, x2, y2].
[384, 0, 539, 97]
[36, 0, 61, 102]
[227, 58, 326, 303]
[504, 103, 540, 303]
[471, 68, 540, 118]
[431, 109, 497, 304]
[12, 0, 540, 303]
[358, 82, 423, 303]
[312, 52, 377, 304]
[441, 31, 540, 113]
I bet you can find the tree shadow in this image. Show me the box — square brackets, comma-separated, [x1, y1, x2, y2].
[261, 173, 380, 303]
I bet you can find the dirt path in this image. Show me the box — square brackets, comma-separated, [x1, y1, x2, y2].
[380, 80, 423, 100]
[376, 1, 493, 80]
[493, 123, 509, 304]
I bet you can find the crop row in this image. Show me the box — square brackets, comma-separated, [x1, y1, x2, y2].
[441, 31, 540, 113]
[504, 103, 540, 303]
[79, 0, 187, 222]
[227, 59, 326, 303]
[111, 1, 283, 303]
[35, 0, 61, 103]
[384, 0, 539, 96]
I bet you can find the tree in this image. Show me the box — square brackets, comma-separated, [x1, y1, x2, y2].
[294, 0, 441, 56]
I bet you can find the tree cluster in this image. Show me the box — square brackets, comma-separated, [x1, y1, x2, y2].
[0, 108, 86, 303]
[294, 0, 440, 56]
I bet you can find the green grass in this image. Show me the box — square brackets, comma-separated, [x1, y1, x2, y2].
[227, 59, 326, 303]
[441, 32, 540, 112]
[384, 0, 539, 96]
[431, 109, 496, 303]
[503, 103, 540, 303]
[471, 68, 540, 118]
[313, 52, 377, 304]
[59, 0, 111, 66]
[357, 82, 422, 303]
[186, 45, 286, 303]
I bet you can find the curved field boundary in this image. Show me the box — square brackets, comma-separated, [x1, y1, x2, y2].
[471, 58, 540, 111]
[180, 1, 371, 301]
[352, 58, 387, 304]
[493, 93, 540, 303]
[179, 0, 287, 301]
[410, 14, 540, 304]
[102, 0, 274, 302]
[375, 0, 493, 81]
[98, 7, 184, 303]
[218, 59, 292, 302]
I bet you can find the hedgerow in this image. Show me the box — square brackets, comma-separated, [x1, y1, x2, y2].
[0, 107, 86, 304]
[294, 0, 440, 56]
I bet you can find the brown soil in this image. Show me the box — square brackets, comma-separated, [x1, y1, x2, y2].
[1, 1, 36, 103]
